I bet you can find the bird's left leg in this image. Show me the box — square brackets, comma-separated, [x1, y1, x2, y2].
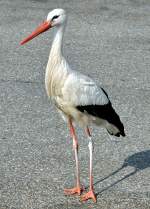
[80, 127, 97, 202]
[64, 118, 83, 195]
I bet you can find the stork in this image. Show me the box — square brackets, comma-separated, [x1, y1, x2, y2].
[20, 9, 125, 203]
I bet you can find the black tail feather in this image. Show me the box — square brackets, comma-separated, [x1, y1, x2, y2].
[106, 104, 125, 137]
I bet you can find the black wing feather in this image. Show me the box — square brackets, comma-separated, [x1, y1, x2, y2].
[76, 102, 125, 137]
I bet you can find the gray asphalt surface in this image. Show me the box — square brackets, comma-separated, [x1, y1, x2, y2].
[0, 0, 150, 208]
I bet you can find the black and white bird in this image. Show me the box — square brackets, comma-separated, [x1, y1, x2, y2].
[20, 9, 125, 203]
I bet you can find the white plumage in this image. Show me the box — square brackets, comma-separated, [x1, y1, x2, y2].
[21, 8, 125, 203]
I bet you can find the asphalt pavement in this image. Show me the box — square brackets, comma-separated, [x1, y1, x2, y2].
[0, 0, 150, 208]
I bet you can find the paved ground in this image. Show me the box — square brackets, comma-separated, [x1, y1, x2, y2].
[0, 0, 150, 208]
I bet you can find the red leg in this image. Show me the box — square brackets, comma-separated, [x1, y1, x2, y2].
[86, 126, 91, 137]
[64, 118, 83, 196]
[80, 126, 97, 203]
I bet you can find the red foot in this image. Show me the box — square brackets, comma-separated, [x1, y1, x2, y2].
[80, 190, 97, 203]
[64, 186, 84, 196]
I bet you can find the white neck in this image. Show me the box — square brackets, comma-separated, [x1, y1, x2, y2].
[45, 24, 68, 97]
[49, 25, 65, 59]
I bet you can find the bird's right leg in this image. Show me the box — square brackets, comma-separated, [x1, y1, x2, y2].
[80, 127, 97, 202]
[64, 118, 83, 195]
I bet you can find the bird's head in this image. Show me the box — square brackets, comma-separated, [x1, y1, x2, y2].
[47, 8, 66, 27]
[20, 8, 66, 45]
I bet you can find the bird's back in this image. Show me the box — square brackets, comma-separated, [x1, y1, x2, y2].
[61, 71, 125, 137]
[61, 72, 109, 106]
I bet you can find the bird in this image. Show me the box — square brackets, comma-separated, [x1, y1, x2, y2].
[20, 8, 125, 203]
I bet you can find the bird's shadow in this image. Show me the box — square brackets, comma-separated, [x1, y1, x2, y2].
[94, 150, 150, 195]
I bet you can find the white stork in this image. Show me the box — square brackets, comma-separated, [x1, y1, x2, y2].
[20, 9, 125, 203]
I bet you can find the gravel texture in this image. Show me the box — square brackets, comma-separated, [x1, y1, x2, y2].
[0, 0, 150, 208]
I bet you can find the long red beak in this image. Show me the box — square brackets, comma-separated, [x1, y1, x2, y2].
[20, 20, 51, 45]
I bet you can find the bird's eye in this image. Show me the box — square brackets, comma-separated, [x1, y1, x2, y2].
[52, 15, 59, 21]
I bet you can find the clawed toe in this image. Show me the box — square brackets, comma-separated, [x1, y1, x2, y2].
[64, 185, 84, 196]
[80, 190, 97, 202]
